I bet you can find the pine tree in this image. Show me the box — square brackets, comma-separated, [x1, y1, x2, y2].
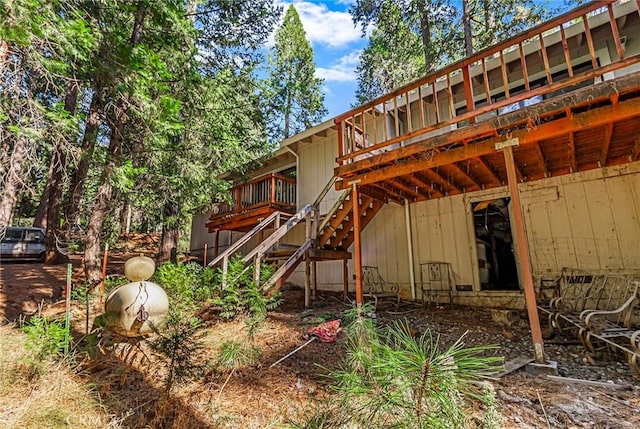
[265, 5, 327, 142]
[355, 1, 426, 104]
[350, 0, 554, 103]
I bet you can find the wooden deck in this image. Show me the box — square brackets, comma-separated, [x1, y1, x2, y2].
[333, 0, 640, 202]
[206, 173, 296, 232]
[331, 0, 640, 363]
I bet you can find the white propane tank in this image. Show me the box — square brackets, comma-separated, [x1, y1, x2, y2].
[102, 256, 169, 337]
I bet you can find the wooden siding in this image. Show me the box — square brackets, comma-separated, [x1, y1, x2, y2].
[297, 133, 341, 214]
[267, 161, 640, 302]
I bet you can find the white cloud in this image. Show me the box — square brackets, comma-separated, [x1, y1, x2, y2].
[316, 50, 361, 82]
[273, 1, 364, 49]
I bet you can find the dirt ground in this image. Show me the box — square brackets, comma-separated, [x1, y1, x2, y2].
[1, 255, 639, 428]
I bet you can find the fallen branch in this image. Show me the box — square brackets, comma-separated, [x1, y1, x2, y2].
[536, 390, 551, 429]
[269, 337, 317, 368]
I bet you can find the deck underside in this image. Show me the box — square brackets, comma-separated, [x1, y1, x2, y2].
[335, 72, 640, 204]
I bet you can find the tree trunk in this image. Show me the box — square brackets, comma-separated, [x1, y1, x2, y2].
[65, 93, 101, 230]
[45, 83, 79, 265]
[158, 202, 179, 261]
[84, 181, 114, 285]
[33, 164, 53, 229]
[419, 3, 434, 71]
[84, 3, 147, 285]
[482, 0, 496, 45]
[124, 201, 132, 234]
[0, 137, 10, 188]
[0, 135, 29, 227]
[84, 112, 127, 284]
[462, 0, 474, 56]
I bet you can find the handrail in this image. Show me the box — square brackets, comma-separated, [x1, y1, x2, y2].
[314, 175, 337, 207]
[209, 172, 297, 223]
[207, 210, 282, 268]
[335, 0, 639, 164]
[261, 239, 313, 292]
[335, 0, 617, 122]
[242, 204, 315, 264]
[317, 189, 350, 236]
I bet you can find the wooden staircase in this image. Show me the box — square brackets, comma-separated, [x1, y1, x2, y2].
[317, 191, 384, 251]
[209, 177, 385, 296]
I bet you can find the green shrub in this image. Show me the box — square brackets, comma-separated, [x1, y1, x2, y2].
[319, 310, 503, 429]
[21, 315, 68, 359]
[153, 261, 217, 309]
[103, 275, 129, 293]
[212, 256, 282, 341]
[216, 340, 260, 370]
[149, 309, 206, 393]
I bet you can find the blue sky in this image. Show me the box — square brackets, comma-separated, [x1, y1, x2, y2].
[273, 0, 575, 120]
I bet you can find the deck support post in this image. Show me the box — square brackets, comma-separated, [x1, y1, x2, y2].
[502, 144, 546, 364]
[343, 259, 349, 300]
[304, 256, 311, 308]
[312, 261, 317, 299]
[352, 182, 364, 305]
[213, 230, 220, 258]
[404, 199, 416, 301]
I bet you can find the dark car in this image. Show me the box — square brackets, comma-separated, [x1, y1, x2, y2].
[0, 227, 46, 262]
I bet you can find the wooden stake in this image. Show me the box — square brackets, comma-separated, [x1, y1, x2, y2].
[203, 243, 208, 266]
[64, 263, 72, 356]
[311, 261, 317, 299]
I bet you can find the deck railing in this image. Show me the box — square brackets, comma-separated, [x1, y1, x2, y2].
[335, 0, 640, 166]
[210, 173, 296, 221]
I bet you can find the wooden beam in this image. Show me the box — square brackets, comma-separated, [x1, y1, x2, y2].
[359, 186, 390, 204]
[534, 142, 549, 177]
[631, 137, 640, 162]
[213, 230, 220, 258]
[599, 122, 614, 167]
[343, 259, 349, 300]
[352, 184, 364, 305]
[503, 145, 545, 364]
[369, 183, 406, 204]
[423, 168, 462, 194]
[387, 178, 421, 200]
[568, 131, 577, 173]
[476, 156, 502, 184]
[404, 173, 434, 194]
[449, 162, 481, 190]
[335, 97, 640, 190]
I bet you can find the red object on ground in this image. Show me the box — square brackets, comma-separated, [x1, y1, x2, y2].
[307, 319, 341, 343]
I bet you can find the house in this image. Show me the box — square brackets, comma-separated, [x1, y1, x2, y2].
[191, 0, 640, 359]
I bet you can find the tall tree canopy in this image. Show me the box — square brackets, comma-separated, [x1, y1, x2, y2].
[265, 5, 327, 142]
[351, 0, 555, 104]
[0, 0, 280, 283]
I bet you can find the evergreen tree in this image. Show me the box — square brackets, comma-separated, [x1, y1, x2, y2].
[355, 1, 426, 104]
[351, 0, 554, 104]
[265, 5, 327, 142]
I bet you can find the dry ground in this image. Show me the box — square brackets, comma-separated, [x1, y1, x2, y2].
[1, 252, 639, 428]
